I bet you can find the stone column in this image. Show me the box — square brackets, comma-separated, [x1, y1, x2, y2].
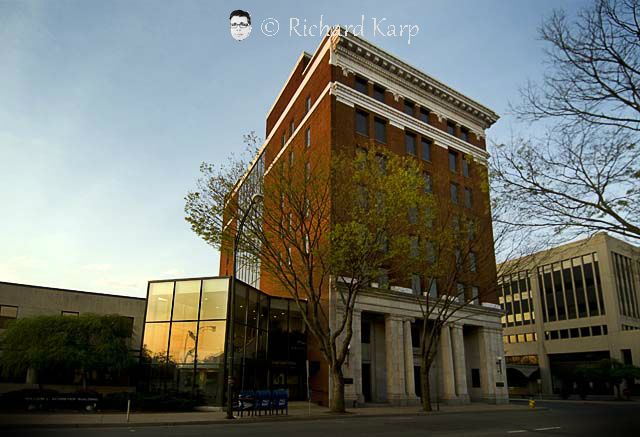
[385, 314, 406, 404]
[345, 309, 364, 404]
[451, 324, 470, 403]
[478, 326, 508, 404]
[439, 324, 458, 403]
[403, 319, 417, 400]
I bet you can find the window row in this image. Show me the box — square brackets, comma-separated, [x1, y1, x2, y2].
[503, 332, 537, 344]
[353, 75, 474, 144]
[544, 325, 608, 340]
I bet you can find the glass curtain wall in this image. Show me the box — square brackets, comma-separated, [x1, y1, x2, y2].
[142, 277, 307, 405]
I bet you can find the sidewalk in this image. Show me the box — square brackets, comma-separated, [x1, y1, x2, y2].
[0, 401, 534, 428]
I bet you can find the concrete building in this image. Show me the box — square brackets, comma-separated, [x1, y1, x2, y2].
[498, 233, 640, 397]
[219, 32, 508, 406]
[0, 281, 146, 392]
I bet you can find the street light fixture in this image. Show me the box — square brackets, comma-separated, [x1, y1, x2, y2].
[226, 193, 263, 420]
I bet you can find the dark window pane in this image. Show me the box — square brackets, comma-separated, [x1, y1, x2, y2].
[355, 76, 368, 94]
[421, 139, 431, 161]
[450, 183, 459, 203]
[559, 329, 569, 339]
[460, 128, 469, 142]
[447, 121, 456, 135]
[420, 108, 430, 124]
[404, 99, 414, 116]
[356, 110, 369, 136]
[591, 325, 602, 336]
[362, 320, 371, 344]
[373, 85, 385, 102]
[374, 118, 386, 143]
[570, 328, 580, 338]
[462, 158, 470, 177]
[580, 326, 591, 337]
[584, 262, 599, 315]
[234, 283, 248, 325]
[405, 132, 416, 155]
[553, 269, 566, 320]
[448, 150, 458, 172]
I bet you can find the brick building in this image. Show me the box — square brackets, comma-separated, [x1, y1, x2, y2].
[220, 32, 508, 406]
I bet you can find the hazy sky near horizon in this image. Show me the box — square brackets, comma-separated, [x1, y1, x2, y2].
[0, 0, 587, 298]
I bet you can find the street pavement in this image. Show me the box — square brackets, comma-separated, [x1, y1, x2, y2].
[2, 400, 638, 436]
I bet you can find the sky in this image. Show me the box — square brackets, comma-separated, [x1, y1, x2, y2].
[0, 0, 589, 298]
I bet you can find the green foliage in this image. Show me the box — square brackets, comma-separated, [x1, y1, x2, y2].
[0, 314, 134, 383]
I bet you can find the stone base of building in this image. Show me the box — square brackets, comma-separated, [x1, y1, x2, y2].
[387, 395, 421, 406]
[440, 394, 471, 405]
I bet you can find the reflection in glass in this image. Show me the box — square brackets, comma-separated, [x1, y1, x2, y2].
[147, 282, 174, 322]
[143, 322, 170, 360]
[196, 321, 226, 367]
[259, 294, 269, 330]
[168, 322, 198, 364]
[200, 279, 229, 320]
[173, 280, 201, 321]
[234, 283, 247, 325]
[270, 299, 288, 333]
[247, 288, 259, 328]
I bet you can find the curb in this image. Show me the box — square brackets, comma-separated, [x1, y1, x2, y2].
[0, 406, 546, 429]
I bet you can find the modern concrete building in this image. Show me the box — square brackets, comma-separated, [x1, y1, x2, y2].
[219, 32, 508, 406]
[498, 233, 640, 397]
[0, 281, 146, 392]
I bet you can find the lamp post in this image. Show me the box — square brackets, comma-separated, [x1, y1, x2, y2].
[226, 193, 263, 420]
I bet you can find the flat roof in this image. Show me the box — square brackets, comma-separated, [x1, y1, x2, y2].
[0, 280, 146, 301]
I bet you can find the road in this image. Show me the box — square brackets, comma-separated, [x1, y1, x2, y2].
[5, 400, 639, 436]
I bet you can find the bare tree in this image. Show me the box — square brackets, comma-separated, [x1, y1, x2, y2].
[495, 0, 640, 242]
[515, 0, 640, 132]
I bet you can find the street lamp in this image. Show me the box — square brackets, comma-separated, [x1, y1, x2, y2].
[226, 193, 263, 420]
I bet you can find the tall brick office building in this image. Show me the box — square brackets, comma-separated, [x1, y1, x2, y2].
[220, 32, 508, 406]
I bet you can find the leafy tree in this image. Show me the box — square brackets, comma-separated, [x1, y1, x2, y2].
[577, 358, 640, 399]
[0, 314, 134, 390]
[186, 136, 429, 412]
[494, 0, 640, 242]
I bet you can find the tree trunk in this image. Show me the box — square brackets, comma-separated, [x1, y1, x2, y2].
[329, 365, 346, 413]
[420, 355, 433, 412]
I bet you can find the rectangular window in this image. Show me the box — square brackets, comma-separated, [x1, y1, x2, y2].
[378, 271, 389, 289]
[281, 133, 286, 147]
[450, 183, 459, 203]
[419, 108, 430, 124]
[355, 76, 368, 94]
[460, 128, 469, 142]
[374, 117, 386, 143]
[423, 172, 433, 193]
[570, 328, 580, 338]
[289, 150, 294, 167]
[373, 85, 385, 103]
[592, 325, 602, 336]
[421, 138, 432, 161]
[448, 150, 458, 172]
[447, 121, 456, 136]
[471, 286, 479, 304]
[428, 278, 438, 297]
[355, 110, 369, 136]
[408, 206, 418, 224]
[464, 187, 473, 208]
[411, 274, 421, 294]
[469, 252, 477, 272]
[305, 127, 311, 148]
[305, 95, 311, 113]
[290, 120, 295, 136]
[405, 132, 416, 155]
[0, 305, 18, 329]
[410, 236, 419, 257]
[463, 158, 470, 177]
[361, 320, 371, 343]
[62, 311, 79, 317]
[404, 99, 415, 116]
[580, 326, 591, 337]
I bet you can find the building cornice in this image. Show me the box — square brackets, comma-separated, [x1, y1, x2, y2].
[333, 33, 499, 130]
[330, 81, 490, 164]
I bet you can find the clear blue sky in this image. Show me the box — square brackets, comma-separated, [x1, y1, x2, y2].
[0, 0, 587, 297]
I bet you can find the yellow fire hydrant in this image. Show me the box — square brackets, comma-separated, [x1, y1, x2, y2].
[528, 399, 536, 409]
